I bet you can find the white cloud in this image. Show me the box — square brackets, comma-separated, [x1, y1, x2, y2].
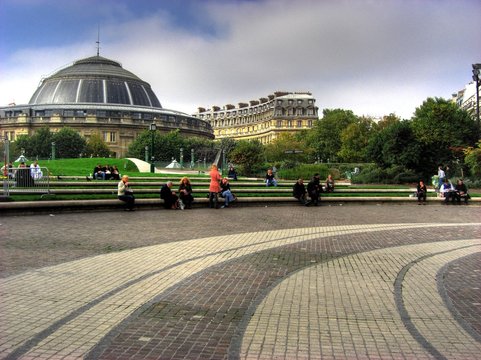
[1, 0, 480, 119]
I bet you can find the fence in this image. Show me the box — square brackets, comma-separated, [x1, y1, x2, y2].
[1, 167, 50, 197]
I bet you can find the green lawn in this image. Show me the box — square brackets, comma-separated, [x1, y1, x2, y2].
[22, 158, 139, 176]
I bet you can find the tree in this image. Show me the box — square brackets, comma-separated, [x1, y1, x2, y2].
[264, 132, 308, 163]
[24, 127, 53, 158]
[366, 120, 424, 173]
[338, 117, 375, 162]
[464, 141, 481, 178]
[228, 140, 264, 176]
[307, 109, 357, 162]
[85, 133, 111, 157]
[52, 127, 86, 158]
[411, 97, 478, 170]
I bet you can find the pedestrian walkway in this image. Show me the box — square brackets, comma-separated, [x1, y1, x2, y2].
[0, 206, 480, 359]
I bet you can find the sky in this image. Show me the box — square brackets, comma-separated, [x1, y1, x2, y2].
[0, 0, 480, 120]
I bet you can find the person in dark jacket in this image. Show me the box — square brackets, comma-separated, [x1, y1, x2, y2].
[160, 181, 179, 209]
[454, 179, 470, 204]
[416, 179, 427, 205]
[307, 173, 322, 206]
[293, 178, 309, 205]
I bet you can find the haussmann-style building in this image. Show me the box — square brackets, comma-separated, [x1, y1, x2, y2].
[193, 91, 319, 144]
[0, 55, 214, 158]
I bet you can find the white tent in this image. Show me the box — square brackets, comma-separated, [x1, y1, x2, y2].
[165, 159, 181, 169]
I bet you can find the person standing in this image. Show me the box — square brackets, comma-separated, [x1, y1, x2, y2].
[437, 165, 445, 191]
[118, 175, 135, 211]
[209, 164, 222, 208]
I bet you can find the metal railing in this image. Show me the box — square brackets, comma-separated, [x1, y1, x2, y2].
[1, 167, 50, 197]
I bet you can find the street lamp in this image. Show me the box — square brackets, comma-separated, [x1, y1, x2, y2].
[149, 122, 157, 173]
[180, 147, 184, 168]
[472, 63, 481, 134]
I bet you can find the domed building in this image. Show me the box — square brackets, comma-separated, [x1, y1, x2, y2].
[0, 55, 213, 157]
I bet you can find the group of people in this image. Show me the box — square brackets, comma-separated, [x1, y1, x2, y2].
[292, 173, 335, 206]
[416, 177, 470, 205]
[117, 164, 237, 211]
[1, 160, 43, 186]
[92, 164, 120, 180]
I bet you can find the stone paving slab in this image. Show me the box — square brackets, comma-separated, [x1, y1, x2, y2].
[0, 205, 480, 359]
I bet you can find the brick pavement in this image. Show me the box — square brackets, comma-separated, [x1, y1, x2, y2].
[0, 204, 480, 359]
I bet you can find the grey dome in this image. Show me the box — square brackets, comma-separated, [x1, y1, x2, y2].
[29, 56, 162, 108]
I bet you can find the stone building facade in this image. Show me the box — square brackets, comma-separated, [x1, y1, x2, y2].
[0, 56, 214, 158]
[193, 91, 319, 144]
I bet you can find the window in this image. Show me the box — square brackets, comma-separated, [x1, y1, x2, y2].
[277, 120, 283, 127]
[297, 120, 302, 127]
[103, 132, 117, 142]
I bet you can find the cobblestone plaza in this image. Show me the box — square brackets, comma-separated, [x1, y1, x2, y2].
[1, 204, 480, 359]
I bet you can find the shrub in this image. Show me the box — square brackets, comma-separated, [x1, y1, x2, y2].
[277, 164, 329, 180]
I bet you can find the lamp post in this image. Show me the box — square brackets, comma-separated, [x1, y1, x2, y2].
[180, 148, 184, 168]
[222, 149, 226, 175]
[149, 122, 156, 173]
[472, 63, 481, 135]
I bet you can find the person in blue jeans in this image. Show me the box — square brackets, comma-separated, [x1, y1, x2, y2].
[265, 168, 277, 187]
[220, 177, 236, 208]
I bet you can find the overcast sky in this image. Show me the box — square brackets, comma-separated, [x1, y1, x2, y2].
[1, 0, 480, 119]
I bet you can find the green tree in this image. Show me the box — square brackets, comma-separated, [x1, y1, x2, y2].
[264, 132, 308, 163]
[307, 109, 357, 162]
[338, 117, 375, 162]
[411, 97, 477, 169]
[366, 120, 423, 173]
[85, 133, 111, 157]
[228, 140, 264, 176]
[464, 141, 481, 178]
[22, 127, 53, 158]
[52, 127, 86, 158]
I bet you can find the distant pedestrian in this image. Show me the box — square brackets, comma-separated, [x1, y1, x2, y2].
[437, 165, 445, 190]
[209, 164, 222, 208]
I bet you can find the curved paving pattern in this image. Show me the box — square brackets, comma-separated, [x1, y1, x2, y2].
[0, 222, 480, 359]
[239, 240, 481, 359]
